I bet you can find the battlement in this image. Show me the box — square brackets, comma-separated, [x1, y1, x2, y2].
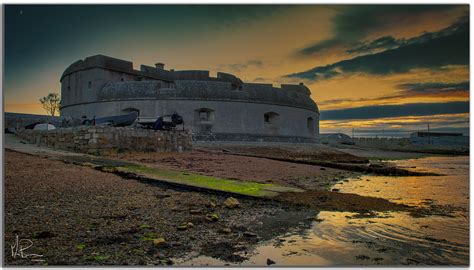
[61, 55, 307, 95]
[60, 55, 318, 113]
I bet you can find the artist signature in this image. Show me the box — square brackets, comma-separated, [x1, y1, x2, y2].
[10, 235, 44, 262]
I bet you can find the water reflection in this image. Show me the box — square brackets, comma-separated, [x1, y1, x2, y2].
[179, 156, 469, 266]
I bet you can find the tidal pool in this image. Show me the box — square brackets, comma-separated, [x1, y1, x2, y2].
[178, 156, 469, 266]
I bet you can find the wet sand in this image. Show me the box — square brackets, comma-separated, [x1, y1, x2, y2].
[115, 150, 355, 190]
[4, 149, 420, 266]
[4, 150, 315, 265]
[180, 156, 469, 266]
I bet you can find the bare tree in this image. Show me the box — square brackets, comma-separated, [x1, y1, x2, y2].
[39, 93, 60, 116]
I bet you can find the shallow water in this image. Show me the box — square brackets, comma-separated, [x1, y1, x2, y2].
[179, 156, 469, 266]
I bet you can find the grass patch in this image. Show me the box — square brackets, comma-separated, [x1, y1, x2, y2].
[118, 165, 299, 197]
[76, 243, 86, 251]
[141, 232, 158, 241]
[93, 255, 110, 261]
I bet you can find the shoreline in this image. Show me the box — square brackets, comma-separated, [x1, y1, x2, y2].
[4, 138, 466, 266]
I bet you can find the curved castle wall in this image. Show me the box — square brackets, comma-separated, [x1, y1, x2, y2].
[60, 55, 320, 142]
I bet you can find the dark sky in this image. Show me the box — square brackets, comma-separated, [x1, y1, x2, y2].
[4, 5, 470, 135]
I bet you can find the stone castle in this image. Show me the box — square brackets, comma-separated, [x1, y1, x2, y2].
[60, 55, 319, 142]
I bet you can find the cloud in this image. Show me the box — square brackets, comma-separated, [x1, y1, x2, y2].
[296, 5, 463, 56]
[252, 77, 267, 82]
[346, 36, 404, 54]
[217, 60, 264, 72]
[317, 80, 469, 110]
[286, 17, 469, 81]
[320, 101, 469, 121]
[398, 81, 469, 94]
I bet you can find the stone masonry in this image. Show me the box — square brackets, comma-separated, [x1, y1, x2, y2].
[17, 127, 192, 155]
[60, 55, 320, 143]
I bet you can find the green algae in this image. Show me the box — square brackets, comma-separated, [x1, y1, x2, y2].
[117, 165, 302, 197]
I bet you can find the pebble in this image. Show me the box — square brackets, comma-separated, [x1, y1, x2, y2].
[243, 231, 257, 238]
[177, 225, 187, 231]
[153, 238, 166, 247]
[221, 227, 232, 234]
[223, 197, 240, 208]
[206, 214, 219, 222]
[267, 259, 276, 265]
[209, 202, 217, 208]
[34, 231, 55, 239]
[154, 253, 166, 259]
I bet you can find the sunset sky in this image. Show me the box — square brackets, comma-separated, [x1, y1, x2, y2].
[4, 5, 469, 136]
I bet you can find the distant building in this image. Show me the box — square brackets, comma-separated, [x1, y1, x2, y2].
[410, 131, 463, 138]
[59, 55, 320, 142]
[410, 131, 468, 147]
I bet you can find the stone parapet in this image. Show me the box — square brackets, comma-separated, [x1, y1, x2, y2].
[17, 127, 192, 155]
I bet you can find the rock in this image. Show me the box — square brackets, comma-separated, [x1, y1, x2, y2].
[177, 225, 187, 231]
[82, 162, 97, 168]
[355, 255, 371, 260]
[189, 209, 201, 214]
[223, 197, 240, 208]
[153, 238, 166, 247]
[154, 252, 166, 259]
[186, 222, 194, 228]
[320, 167, 326, 170]
[34, 231, 55, 239]
[205, 213, 219, 222]
[243, 231, 257, 238]
[331, 188, 340, 192]
[159, 259, 173, 265]
[209, 202, 217, 208]
[267, 259, 276, 265]
[318, 195, 329, 202]
[221, 227, 232, 234]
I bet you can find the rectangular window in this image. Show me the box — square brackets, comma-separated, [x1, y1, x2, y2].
[264, 115, 270, 123]
[199, 111, 210, 121]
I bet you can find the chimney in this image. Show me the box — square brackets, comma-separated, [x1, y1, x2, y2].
[155, 63, 165, 70]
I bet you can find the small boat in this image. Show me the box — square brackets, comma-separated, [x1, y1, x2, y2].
[33, 123, 56, 131]
[83, 111, 138, 127]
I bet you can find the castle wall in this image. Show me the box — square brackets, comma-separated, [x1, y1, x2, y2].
[60, 55, 320, 142]
[61, 100, 319, 140]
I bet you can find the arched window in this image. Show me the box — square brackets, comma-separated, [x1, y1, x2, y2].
[264, 112, 279, 125]
[307, 117, 314, 134]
